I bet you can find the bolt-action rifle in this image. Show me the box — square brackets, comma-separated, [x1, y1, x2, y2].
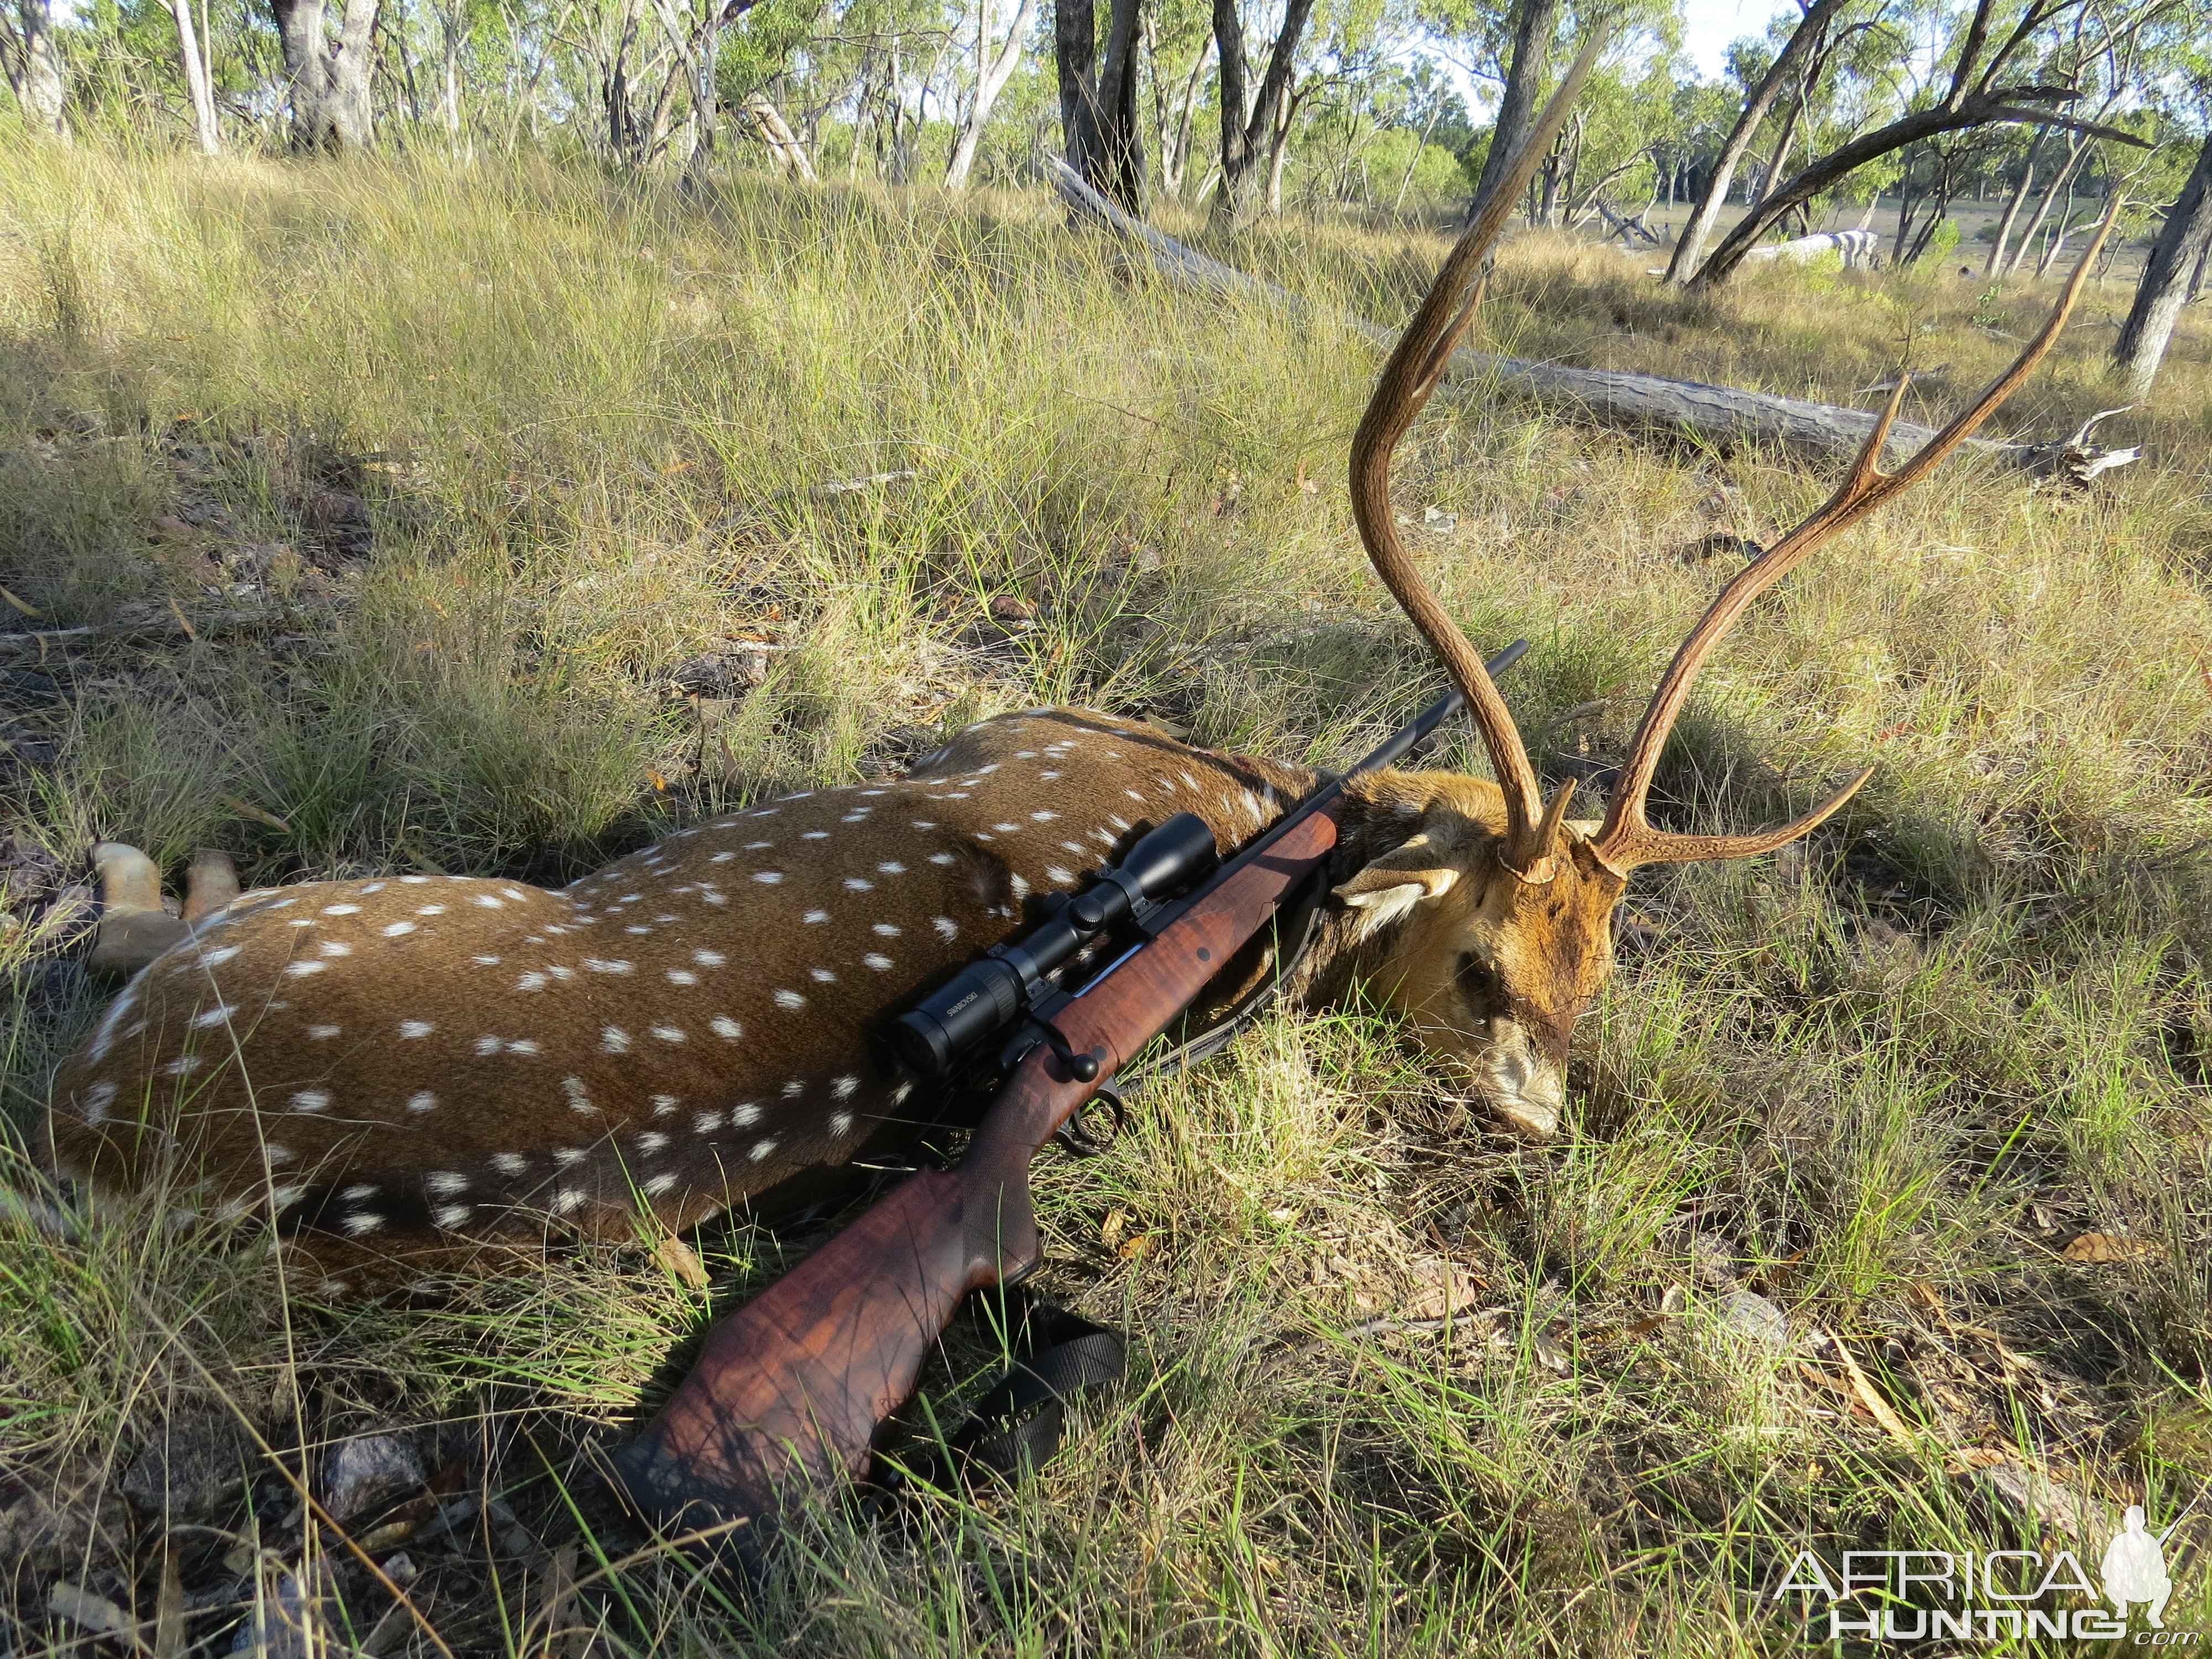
[606, 641, 1530, 1537]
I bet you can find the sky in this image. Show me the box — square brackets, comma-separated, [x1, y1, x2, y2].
[1678, 0, 1774, 80]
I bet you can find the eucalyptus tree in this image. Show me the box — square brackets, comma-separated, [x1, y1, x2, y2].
[1211, 0, 1320, 223]
[943, 0, 1035, 186]
[270, 0, 380, 149]
[2, 0, 72, 137]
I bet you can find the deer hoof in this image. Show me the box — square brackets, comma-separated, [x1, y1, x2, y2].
[184, 848, 241, 921]
[87, 842, 191, 977]
[87, 909, 192, 976]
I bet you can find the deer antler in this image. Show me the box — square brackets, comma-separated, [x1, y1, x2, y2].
[1588, 201, 2120, 879]
[1349, 34, 1607, 883]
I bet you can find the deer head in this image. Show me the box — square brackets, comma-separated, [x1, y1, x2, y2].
[1329, 53, 2112, 1138]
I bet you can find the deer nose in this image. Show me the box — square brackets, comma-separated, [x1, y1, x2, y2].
[1472, 1019, 1562, 1142]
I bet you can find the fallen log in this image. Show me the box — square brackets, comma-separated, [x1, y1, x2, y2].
[1745, 229, 1881, 269]
[1047, 160, 2137, 486]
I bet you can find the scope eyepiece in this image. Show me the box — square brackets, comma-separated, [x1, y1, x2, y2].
[890, 812, 1218, 1078]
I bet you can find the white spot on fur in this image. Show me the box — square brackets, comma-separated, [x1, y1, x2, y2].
[711, 1015, 742, 1040]
[651, 1025, 686, 1043]
[286, 961, 327, 977]
[863, 953, 893, 970]
[601, 1026, 630, 1053]
[749, 1139, 779, 1162]
[774, 990, 806, 1010]
[381, 921, 418, 937]
[290, 1088, 331, 1113]
[406, 1092, 438, 1113]
[399, 1020, 434, 1039]
[934, 917, 958, 939]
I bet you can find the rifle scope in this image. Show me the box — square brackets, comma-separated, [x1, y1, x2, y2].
[891, 811, 1218, 1079]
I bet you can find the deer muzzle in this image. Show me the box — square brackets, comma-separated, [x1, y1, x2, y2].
[1467, 1017, 1563, 1142]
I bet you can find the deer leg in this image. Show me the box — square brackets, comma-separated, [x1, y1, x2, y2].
[183, 848, 241, 922]
[85, 843, 190, 976]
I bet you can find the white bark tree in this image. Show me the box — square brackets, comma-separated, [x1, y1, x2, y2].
[2, 0, 70, 140]
[943, 0, 1035, 189]
[170, 0, 222, 154]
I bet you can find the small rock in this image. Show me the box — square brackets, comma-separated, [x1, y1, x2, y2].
[988, 593, 1034, 624]
[322, 1433, 425, 1523]
[48, 1582, 132, 1639]
[1715, 1287, 1792, 1353]
[664, 647, 768, 698]
[304, 488, 369, 529]
[380, 1552, 418, 1589]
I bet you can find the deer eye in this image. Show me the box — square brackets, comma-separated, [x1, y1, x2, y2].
[1455, 952, 1502, 1009]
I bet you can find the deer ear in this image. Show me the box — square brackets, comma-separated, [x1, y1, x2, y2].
[1332, 835, 1460, 925]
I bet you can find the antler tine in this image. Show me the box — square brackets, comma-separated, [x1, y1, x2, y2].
[1350, 32, 1606, 880]
[1590, 201, 2120, 878]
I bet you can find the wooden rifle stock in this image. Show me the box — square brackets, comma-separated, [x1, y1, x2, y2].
[605, 804, 1343, 1533]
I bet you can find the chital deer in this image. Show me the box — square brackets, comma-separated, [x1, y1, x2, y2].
[42, 77, 2106, 1297]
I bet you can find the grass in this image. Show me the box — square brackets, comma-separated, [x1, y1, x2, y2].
[0, 138, 2209, 1655]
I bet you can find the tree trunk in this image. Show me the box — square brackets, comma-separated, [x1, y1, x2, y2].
[1983, 126, 2046, 276]
[944, 0, 1036, 189]
[1058, 0, 1142, 209]
[2112, 133, 2212, 399]
[272, 0, 379, 150]
[271, 0, 332, 148]
[1056, 0, 1106, 187]
[326, 0, 378, 146]
[688, 0, 718, 168]
[170, 0, 222, 153]
[1095, 0, 1143, 209]
[1211, 0, 1317, 226]
[743, 90, 816, 179]
[1666, 0, 1844, 283]
[1752, 91, 1804, 208]
[1262, 74, 1302, 212]
[4, 0, 70, 140]
[1465, 0, 1561, 221]
[1151, 28, 1209, 199]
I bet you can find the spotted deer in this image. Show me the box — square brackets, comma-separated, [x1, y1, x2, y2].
[43, 152, 2106, 1298]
